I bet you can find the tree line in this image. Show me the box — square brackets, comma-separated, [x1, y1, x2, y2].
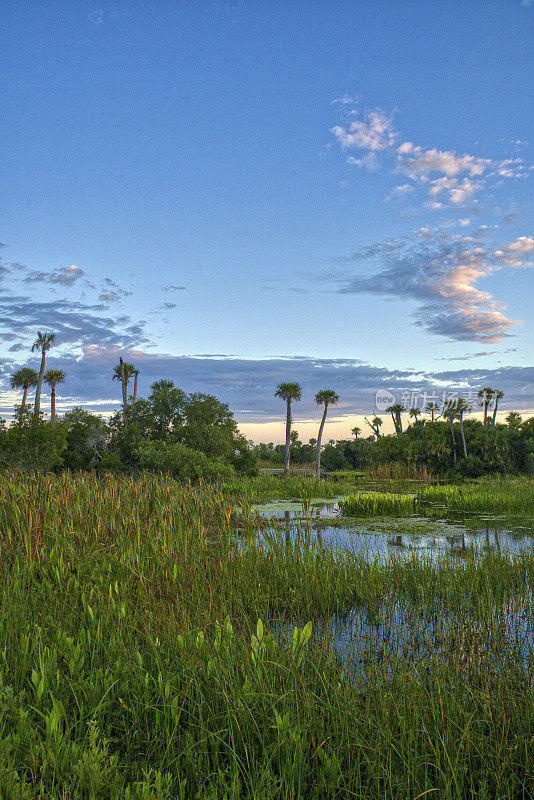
[3, 331, 533, 478]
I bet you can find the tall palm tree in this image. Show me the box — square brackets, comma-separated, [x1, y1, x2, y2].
[10, 367, 38, 408]
[314, 390, 339, 478]
[364, 416, 383, 438]
[32, 332, 56, 417]
[456, 398, 470, 458]
[386, 404, 404, 435]
[443, 402, 457, 463]
[478, 387, 495, 427]
[351, 426, 361, 439]
[275, 382, 302, 476]
[409, 407, 420, 424]
[133, 369, 139, 403]
[491, 390, 503, 427]
[113, 360, 136, 429]
[44, 369, 66, 424]
[425, 402, 440, 422]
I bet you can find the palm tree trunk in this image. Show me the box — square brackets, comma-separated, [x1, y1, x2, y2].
[133, 370, 138, 403]
[50, 386, 56, 425]
[483, 404, 488, 427]
[492, 399, 499, 427]
[284, 399, 291, 476]
[315, 403, 328, 479]
[459, 416, 468, 458]
[449, 418, 457, 463]
[21, 385, 28, 408]
[34, 351, 46, 417]
[390, 411, 397, 434]
[120, 359, 128, 429]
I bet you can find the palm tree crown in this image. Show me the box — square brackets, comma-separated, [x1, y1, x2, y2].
[44, 369, 66, 389]
[112, 362, 136, 382]
[10, 367, 39, 409]
[275, 382, 302, 403]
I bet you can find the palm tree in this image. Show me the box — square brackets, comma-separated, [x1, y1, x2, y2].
[491, 390, 503, 427]
[133, 369, 139, 403]
[386, 404, 404, 435]
[425, 402, 440, 422]
[506, 412, 522, 431]
[314, 390, 339, 478]
[10, 367, 38, 408]
[275, 382, 302, 476]
[32, 332, 56, 417]
[351, 426, 361, 439]
[443, 401, 457, 463]
[44, 369, 66, 424]
[456, 398, 470, 458]
[113, 359, 136, 429]
[364, 416, 383, 438]
[478, 387, 495, 427]
[409, 407, 420, 424]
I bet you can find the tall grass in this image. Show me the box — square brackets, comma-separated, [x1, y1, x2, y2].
[419, 476, 534, 515]
[339, 491, 417, 517]
[0, 472, 532, 798]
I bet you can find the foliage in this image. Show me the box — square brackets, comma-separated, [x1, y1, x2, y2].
[0, 409, 66, 472]
[135, 439, 235, 481]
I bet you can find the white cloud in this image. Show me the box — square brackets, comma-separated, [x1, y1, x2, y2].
[494, 237, 534, 266]
[346, 152, 379, 169]
[396, 143, 490, 178]
[459, 218, 471, 226]
[331, 110, 397, 151]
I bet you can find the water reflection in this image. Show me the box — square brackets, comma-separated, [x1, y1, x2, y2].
[253, 499, 534, 557]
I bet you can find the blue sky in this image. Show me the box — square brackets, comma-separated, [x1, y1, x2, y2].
[1, 0, 533, 439]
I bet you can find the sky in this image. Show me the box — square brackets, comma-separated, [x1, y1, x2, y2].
[1, 0, 533, 441]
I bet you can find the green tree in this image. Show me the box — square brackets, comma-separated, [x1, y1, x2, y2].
[478, 386, 495, 427]
[409, 407, 420, 424]
[10, 367, 38, 409]
[31, 332, 56, 417]
[112, 359, 136, 429]
[491, 390, 504, 427]
[456, 398, 470, 458]
[386, 404, 404, 435]
[351, 426, 361, 439]
[314, 389, 339, 478]
[275, 382, 302, 476]
[44, 369, 66, 425]
[425, 402, 440, 422]
[364, 416, 383, 438]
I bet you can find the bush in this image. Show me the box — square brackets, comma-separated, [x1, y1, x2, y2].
[134, 439, 234, 481]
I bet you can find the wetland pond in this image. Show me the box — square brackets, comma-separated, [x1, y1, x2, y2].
[252, 496, 534, 557]
[248, 495, 533, 662]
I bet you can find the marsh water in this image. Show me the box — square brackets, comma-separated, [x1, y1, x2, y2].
[253, 497, 534, 557]
[250, 496, 534, 662]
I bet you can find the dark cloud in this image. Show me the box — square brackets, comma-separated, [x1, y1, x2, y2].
[98, 278, 133, 304]
[163, 285, 186, 292]
[23, 264, 85, 287]
[0, 293, 149, 353]
[2, 347, 531, 421]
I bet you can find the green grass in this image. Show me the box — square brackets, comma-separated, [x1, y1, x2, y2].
[339, 491, 417, 517]
[0, 472, 532, 799]
[220, 473, 357, 501]
[419, 476, 534, 515]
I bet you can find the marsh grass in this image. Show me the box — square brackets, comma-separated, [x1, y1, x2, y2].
[419, 477, 534, 516]
[339, 491, 417, 517]
[0, 472, 532, 799]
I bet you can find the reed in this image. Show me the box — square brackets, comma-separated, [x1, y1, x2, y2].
[419, 476, 534, 515]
